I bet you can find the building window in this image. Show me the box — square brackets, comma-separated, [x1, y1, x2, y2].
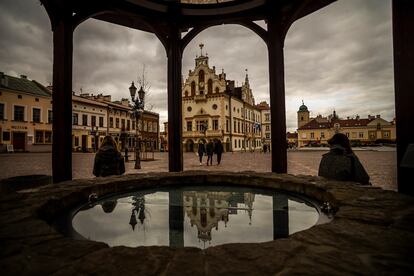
[198, 70, 205, 84]
[48, 110, 53, 123]
[234, 140, 237, 148]
[226, 119, 229, 132]
[212, 104, 217, 110]
[121, 119, 125, 130]
[376, 123, 381, 130]
[359, 132, 364, 138]
[238, 139, 241, 148]
[0, 103, 4, 120]
[215, 87, 219, 94]
[72, 113, 78, 125]
[383, 131, 390, 138]
[3, 131, 10, 141]
[99, 117, 104, 127]
[35, 130, 44, 143]
[32, 108, 41, 123]
[74, 136, 79, 146]
[321, 132, 325, 139]
[265, 125, 270, 131]
[127, 120, 130, 130]
[265, 114, 270, 121]
[45, 131, 52, 143]
[148, 122, 152, 132]
[14, 105, 25, 121]
[208, 79, 213, 94]
[234, 121, 237, 133]
[110, 117, 114, 128]
[196, 120, 208, 132]
[266, 133, 270, 139]
[144, 121, 148, 131]
[116, 118, 119, 128]
[213, 119, 218, 130]
[238, 122, 240, 133]
[187, 106, 192, 112]
[82, 114, 88, 126]
[310, 132, 314, 139]
[91, 116, 96, 127]
[187, 121, 192, 131]
[153, 122, 157, 132]
[191, 81, 195, 96]
[132, 121, 135, 130]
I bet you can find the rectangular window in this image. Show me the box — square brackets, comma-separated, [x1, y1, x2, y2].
[265, 114, 270, 121]
[91, 116, 96, 127]
[226, 119, 229, 132]
[234, 121, 237, 133]
[187, 121, 192, 131]
[45, 131, 52, 143]
[196, 120, 208, 132]
[383, 131, 390, 138]
[266, 133, 270, 139]
[33, 108, 41, 123]
[14, 105, 25, 121]
[72, 113, 78, 125]
[238, 122, 240, 133]
[127, 120, 130, 130]
[144, 121, 148, 131]
[99, 117, 104, 127]
[116, 118, 119, 128]
[0, 103, 4, 120]
[48, 110, 53, 123]
[153, 122, 157, 132]
[359, 132, 364, 138]
[132, 120, 135, 130]
[310, 132, 314, 139]
[148, 121, 152, 132]
[265, 125, 270, 131]
[121, 119, 125, 130]
[75, 136, 79, 147]
[213, 119, 218, 130]
[110, 117, 114, 128]
[234, 139, 237, 148]
[82, 114, 88, 126]
[3, 131, 10, 141]
[35, 130, 44, 143]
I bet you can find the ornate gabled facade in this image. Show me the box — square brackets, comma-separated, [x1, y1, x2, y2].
[182, 44, 264, 152]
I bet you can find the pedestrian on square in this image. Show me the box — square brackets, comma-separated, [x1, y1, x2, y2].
[214, 139, 224, 165]
[93, 136, 125, 177]
[197, 140, 206, 166]
[206, 139, 214, 166]
[263, 144, 267, 153]
[318, 133, 370, 184]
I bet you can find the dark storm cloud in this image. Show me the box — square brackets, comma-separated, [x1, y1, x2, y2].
[0, 0, 394, 131]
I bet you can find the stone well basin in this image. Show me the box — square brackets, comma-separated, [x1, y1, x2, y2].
[1, 171, 413, 275]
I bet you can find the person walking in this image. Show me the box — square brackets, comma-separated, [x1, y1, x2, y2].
[215, 139, 224, 165]
[93, 136, 125, 177]
[206, 139, 214, 166]
[197, 140, 206, 166]
[318, 133, 370, 184]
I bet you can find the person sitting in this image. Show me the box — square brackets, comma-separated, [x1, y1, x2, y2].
[93, 136, 125, 177]
[318, 133, 370, 184]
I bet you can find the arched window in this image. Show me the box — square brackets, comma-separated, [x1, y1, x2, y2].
[184, 90, 188, 97]
[191, 81, 195, 96]
[215, 87, 219, 94]
[198, 70, 205, 83]
[208, 79, 213, 94]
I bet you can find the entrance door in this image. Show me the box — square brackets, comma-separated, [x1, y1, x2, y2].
[81, 135, 88, 152]
[12, 132, 26, 151]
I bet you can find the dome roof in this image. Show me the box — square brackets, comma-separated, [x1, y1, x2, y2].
[298, 101, 308, 112]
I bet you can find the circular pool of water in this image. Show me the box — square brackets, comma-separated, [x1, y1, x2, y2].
[68, 186, 328, 249]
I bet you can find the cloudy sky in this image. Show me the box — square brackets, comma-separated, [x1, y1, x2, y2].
[0, 0, 394, 131]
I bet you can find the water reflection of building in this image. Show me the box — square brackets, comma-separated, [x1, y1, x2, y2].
[183, 191, 255, 244]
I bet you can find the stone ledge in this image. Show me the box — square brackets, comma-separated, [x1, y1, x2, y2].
[0, 171, 413, 275]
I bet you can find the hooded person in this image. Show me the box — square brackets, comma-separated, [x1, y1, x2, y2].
[93, 136, 125, 177]
[318, 133, 370, 184]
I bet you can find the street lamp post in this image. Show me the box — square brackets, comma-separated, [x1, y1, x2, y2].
[129, 81, 145, 169]
[90, 126, 99, 152]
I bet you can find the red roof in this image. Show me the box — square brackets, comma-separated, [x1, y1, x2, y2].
[298, 118, 374, 130]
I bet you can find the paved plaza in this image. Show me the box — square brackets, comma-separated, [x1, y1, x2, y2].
[0, 148, 397, 191]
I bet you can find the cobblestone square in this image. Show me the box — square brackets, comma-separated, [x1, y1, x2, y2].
[0, 148, 397, 191]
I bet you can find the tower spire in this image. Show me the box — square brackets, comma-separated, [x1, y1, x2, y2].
[199, 43, 204, 56]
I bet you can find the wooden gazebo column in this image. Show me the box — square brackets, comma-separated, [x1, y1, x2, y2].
[393, 0, 414, 196]
[167, 24, 183, 172]
[267, 18, 287, 173]
[51, 12, 73, 183]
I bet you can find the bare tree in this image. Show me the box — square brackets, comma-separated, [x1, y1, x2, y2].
[137, 64, 154, 111]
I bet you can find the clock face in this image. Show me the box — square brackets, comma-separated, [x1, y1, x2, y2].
[199, 81, 204, 88]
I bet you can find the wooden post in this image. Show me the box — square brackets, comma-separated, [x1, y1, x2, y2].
[267, 18, 287, 173]
[393, 0, 414, 195]
[52, 14, 73, 183]
[167, 24, 183, 172]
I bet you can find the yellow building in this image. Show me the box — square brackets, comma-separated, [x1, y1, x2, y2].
[181, 44, 263, 152]
[0, 73, 52, 152]
[297, 102, 396, 147]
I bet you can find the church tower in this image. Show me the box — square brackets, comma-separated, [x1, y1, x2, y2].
[297, 100, 310, 129]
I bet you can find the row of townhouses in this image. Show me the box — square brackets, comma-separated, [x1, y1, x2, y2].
[0, 72, 159, 153]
